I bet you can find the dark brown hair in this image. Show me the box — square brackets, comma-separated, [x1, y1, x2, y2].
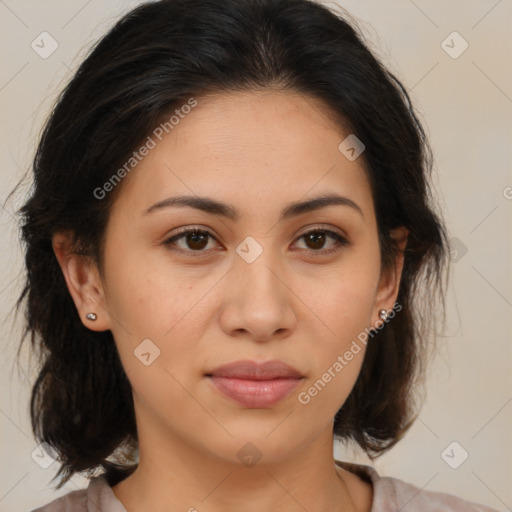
[16, 0, 449, 489]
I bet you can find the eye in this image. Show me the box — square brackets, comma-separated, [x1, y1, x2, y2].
[293, 228, 349, 255]
[163, 227, 220, 257]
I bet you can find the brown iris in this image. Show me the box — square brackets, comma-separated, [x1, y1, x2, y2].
[304, 231, 327, 250]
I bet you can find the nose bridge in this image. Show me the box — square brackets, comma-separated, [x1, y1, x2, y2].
[220, 236, 296, 339]
[235, 236, 282, 300]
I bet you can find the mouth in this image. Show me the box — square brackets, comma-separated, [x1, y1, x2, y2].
[206, 360, 304, 408]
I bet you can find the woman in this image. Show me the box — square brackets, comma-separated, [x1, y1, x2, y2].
[17, 0, 498, 510]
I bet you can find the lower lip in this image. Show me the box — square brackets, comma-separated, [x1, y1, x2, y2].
[209, 376, 301, 408]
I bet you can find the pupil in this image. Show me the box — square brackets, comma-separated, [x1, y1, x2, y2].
[187, 232, 208, 250]
[307, 232, 325, 250]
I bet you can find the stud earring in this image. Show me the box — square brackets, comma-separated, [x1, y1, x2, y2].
[378, 309, 388, 321]
[86, 313, 97, 321]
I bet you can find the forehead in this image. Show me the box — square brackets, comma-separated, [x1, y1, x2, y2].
[111, 90, 375, 220]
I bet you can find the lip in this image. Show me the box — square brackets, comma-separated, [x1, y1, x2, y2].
[206, 360, 303, 408]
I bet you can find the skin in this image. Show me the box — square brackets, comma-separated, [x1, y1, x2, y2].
[53, 90, 408, 512]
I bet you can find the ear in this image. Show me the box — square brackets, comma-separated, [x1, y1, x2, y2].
[52, 231, 112, 331]
[372, 226, 409, 325]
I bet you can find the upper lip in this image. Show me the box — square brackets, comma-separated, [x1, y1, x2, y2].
[207, 360, 303, 380]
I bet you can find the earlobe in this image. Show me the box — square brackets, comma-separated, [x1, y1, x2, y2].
[373, 226, 409, 324]
[52, 232, 111, 331]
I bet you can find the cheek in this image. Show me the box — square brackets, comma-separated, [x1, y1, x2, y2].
[303, 251, 380, 341]
[294, 249, 379, 400]
[99, 246, 182, 373]
[295, 282, 374, 416]
[102, 242, 199, 334]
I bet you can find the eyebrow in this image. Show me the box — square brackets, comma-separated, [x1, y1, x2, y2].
[144, 192, 364, 220]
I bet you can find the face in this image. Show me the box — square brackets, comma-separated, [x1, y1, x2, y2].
[57, 90, 406, 468]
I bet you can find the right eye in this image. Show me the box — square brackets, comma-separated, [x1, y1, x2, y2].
[162, 227, 222, 257]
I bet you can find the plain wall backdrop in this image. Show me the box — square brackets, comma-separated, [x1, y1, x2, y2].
[0, 0, 511, 510]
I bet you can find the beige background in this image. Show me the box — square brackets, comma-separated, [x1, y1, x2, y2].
[1, 0, 511, 510]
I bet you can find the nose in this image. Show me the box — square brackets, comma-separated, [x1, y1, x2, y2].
[218, 248, 297, 342]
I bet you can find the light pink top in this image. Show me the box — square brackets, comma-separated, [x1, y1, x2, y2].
[31, 461, 500, 511]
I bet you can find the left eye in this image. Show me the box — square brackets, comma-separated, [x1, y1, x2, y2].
[295, 229, 348, 253]
[162, 227, 348, 256]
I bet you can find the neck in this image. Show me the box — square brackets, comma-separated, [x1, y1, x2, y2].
[112, 425, 360, 512]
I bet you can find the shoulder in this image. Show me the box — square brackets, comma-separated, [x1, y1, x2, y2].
[29, 476, 125, 512]
[335, 460, 500, 512]
[379, 473, 500, 511]
[29, 488, 87, 512]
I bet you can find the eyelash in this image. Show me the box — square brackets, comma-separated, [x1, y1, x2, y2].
[162, 226, 349, 258]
